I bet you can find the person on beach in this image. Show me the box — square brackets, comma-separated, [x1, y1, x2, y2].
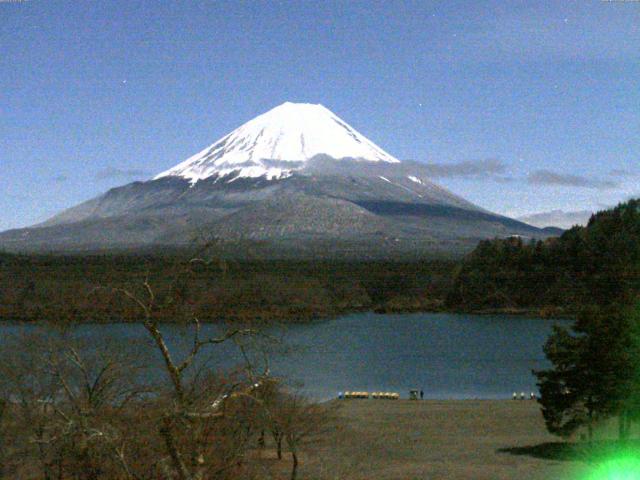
[420, 389, 424, 400]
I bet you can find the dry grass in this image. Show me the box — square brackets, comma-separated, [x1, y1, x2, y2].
[285, 399, 591, 480]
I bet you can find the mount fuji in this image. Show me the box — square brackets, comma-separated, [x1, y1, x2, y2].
[154, 102, 400, 183]
[0, 102, 552, 257]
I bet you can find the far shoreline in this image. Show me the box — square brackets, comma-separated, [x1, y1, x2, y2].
[0, 308, 572, 326]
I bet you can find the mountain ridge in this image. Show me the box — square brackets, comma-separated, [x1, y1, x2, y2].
[0, 103, 554, 257]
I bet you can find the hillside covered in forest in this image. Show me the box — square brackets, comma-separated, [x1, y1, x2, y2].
[3, 199, 639, 324]
[446, 199, 640, 315]
[0, 252, 455, 324]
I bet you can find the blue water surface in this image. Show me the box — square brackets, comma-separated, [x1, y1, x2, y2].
[0, 312, 569, 401]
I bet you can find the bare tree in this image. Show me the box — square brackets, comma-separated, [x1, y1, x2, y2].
[279, 393, 331, 480]
[101, 249, 273, 480]
[0, 242, 328, 480]
[0, 331, 148, 480]
[253, 383, 335, 480]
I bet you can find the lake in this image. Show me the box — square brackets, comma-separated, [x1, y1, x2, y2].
[0, 312, 569, 401]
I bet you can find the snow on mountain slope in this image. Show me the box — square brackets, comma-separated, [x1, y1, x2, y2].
[0, 101, 555, 254]
[154, 102, 399, 183]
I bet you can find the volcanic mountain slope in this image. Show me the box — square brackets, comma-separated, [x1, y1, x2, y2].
[0, 102, 551, 257]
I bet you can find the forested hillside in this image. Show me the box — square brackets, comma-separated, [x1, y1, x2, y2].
[4, 199, 639, 323]
[447, 199, 640, 315]
[0, 252, 455, 323]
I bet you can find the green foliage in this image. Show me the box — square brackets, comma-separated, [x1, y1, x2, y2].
[534, 302, 640, 439]
[447, 199, 640, 314]
[535, 324, 586, 437]
[450, 199, 640, 439]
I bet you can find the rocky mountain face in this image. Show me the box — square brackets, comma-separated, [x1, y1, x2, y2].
[0, 103, 551, 258]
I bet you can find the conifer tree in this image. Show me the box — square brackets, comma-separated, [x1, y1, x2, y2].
[535, 302, 640, 440]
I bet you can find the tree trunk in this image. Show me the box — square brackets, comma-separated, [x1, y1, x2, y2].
[272, 429, 282, 460]
[619, 411, 630, 441]
[144, 323, 185, 402]
[35, 425, 53, 480]
[159, 417, 192, 480]
[290, 450, 298, 480]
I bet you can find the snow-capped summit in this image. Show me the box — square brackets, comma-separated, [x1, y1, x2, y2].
[0, 101, 555, 255]
[154, 102, 400, 183]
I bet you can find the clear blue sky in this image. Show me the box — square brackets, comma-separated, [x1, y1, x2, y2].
[1, 0, 639, 231]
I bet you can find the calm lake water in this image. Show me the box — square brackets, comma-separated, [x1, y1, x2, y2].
[0, 313, 569, 401]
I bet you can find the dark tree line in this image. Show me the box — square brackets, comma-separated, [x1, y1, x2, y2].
[447, 199, 640, 315]
[526, 200, 640, 440]
[447, 199, 640, 440]
[0, 252, 455, 324]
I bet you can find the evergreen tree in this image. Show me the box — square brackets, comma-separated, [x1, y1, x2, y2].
[534, 302, 640, 440]
[448, 198, 640, 314]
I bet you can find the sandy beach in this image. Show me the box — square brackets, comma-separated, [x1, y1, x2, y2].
[278, 399, 592, 480]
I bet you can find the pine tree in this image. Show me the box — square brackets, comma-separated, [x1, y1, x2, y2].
[534, 302, 640, 440]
